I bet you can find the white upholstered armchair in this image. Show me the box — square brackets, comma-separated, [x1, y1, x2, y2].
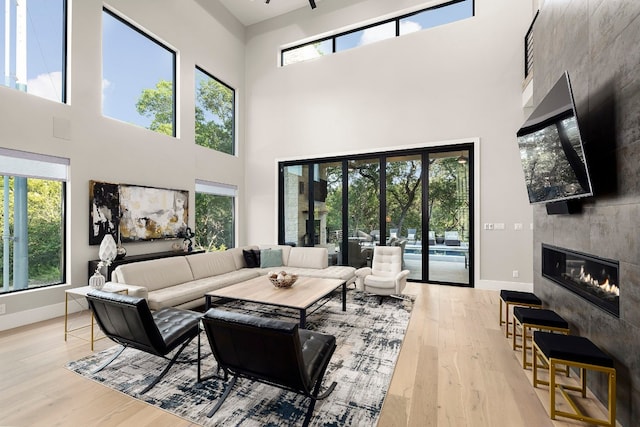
[354, 246, 409, 303]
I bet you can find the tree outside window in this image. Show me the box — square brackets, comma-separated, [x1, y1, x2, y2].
[194, 182, 235, 252]
[102, 8, 175, 135]
[195, 67, 235, 155]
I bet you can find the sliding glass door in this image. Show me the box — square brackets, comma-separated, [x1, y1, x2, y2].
[386, 155, 422, 280]
[346, 159, 379, 268]
[282, 164, 309, 247]
[427, 150, 470, 285]
[279, 144, 473, 287]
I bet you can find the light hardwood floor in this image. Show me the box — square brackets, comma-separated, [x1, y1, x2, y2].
[0, 283, 608, 426]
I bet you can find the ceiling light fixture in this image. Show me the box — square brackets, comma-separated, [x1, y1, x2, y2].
[265, 0, 317, 9]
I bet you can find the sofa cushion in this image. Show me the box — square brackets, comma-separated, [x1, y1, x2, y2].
[114, 257, 194, 292]
[186, 251, 237, 280]
[260, 248, 283, 268]
[227, 245, 260, 270]
[242, 249, 260, 268]
[259, 245, 291, 265]
[146, 269, 261, 310]
[285, 265, 356, 282]
[288, 247, 328, 269]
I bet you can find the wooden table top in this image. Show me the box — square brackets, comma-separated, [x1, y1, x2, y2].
[205, 275, 344, 310]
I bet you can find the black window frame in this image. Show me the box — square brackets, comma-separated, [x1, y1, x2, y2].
[102, 7, 177, 137]
[277, 142, 475, 287]
[194, 65, 237, 156]
[280, 0, 474, 66]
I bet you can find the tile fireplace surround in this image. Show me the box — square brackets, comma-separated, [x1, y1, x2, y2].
[541, 244, 619, 317]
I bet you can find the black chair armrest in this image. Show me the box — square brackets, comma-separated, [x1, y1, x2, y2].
[299, 329, 336, 388]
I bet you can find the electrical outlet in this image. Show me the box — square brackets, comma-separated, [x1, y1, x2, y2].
[514, 223, 523, 230]
[512, 270, 519, 278]
[484, 223, 494, 230]
[0, 303, 5, 315]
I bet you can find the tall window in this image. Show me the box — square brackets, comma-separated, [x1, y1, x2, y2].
[1, 0, 66, 102]
[0, 149, 67, 294]
[195, 67, 235, 155]
[195, 180, 236, 251]
[102, 8, 176, 136]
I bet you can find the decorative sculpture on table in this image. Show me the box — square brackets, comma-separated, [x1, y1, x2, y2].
[90, 234, 118, 289]
[182, 227, 195, 252]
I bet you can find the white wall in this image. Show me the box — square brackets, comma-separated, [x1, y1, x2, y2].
[0, 0, 245, 330]
[0, 0, 538, 330]
[243, 0, 535, 287]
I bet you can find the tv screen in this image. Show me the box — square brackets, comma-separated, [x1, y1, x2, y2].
[516, 71, 593, 204]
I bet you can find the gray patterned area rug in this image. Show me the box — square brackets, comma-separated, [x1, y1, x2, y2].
[67, 291, 412, 426]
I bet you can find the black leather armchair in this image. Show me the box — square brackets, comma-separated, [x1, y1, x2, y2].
[201, 308, 337, 426]
[86, 290, 201, 394]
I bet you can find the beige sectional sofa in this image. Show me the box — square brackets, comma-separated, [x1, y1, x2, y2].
[110, 245, 356, 310]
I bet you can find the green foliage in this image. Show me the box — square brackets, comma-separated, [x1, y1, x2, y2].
[194, 193, 234, 252]
[135, 78, 233, 148]
[324, 170, 342, 240]
[428, 158, 468, 236]
[0, 177, 63, 290]
[385, 160, 422, 236]
[320, 156, 468, 243]
[347, 161, 380, 235]
[136, 80, 174, 136]
[195, 78, 234, 154]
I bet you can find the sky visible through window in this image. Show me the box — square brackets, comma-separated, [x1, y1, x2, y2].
[283, 0, 473, 66]
[102, 9, 174, 131]
[0, 0, 64, 102]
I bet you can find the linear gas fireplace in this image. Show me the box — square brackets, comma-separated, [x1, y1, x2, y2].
[542, 244, 619, 317]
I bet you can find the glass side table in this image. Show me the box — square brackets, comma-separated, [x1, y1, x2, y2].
[64, 283, 129, 351]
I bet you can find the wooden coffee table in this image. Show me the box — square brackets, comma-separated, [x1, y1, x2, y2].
[204, 275, 346, 328]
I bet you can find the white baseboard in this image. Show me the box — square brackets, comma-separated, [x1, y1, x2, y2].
[477, 279, 533, 292]
[0, 301, 83, 332]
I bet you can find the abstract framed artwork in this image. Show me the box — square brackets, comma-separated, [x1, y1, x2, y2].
[119, 184, 188, 242]
[89, 180, 120, 245]
[89, 181, 189, 245]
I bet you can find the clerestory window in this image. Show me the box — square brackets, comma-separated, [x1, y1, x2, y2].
[281, 0, 474, 66]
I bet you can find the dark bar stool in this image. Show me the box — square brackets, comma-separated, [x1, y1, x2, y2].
[512, 307, 569, 369]
[499, 290, 542, 338]
[532, 331, 616, 427]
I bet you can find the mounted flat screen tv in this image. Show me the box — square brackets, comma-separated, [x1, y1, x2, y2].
[516, 71, 593, 204]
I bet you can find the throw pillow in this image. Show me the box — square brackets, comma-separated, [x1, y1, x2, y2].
[242, 249, 260, 268]
[260, 248, 283, 268]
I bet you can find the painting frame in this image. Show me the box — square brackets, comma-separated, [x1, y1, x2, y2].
[118, 184, 189, 243]
[89, 181, 189, 245]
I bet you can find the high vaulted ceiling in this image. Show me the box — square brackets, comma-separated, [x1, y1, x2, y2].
[217, 0, 321, 26]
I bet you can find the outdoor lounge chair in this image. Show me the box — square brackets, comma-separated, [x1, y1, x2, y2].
[200, 309, 337, 426]
[428, 231, 436, 246]
[444, 230, 461, 246]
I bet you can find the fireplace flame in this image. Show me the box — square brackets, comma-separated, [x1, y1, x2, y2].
[600, 278, 620, 296]
[578, 266, 619, 296]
